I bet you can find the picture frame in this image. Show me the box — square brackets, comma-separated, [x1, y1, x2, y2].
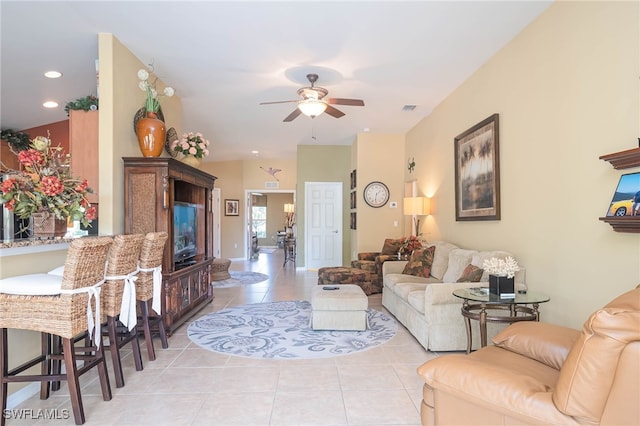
[350, 190, 356, 209]
[350, 212, 357, 230]
[605, 172, 640, 217]
[350, 169, 357, 190]
[454, 113, 500, 221]
[224, 199, 239, 216]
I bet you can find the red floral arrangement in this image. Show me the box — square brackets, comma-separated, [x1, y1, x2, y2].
[0, 135, 96, 227]
[400, 235, 423, 254]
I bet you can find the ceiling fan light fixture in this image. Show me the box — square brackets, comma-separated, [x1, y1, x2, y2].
[298, 99, 327, 118]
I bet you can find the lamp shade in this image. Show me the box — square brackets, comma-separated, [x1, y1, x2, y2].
[298, 99, 327, 117]
[284, 203, 295, 213]
[403, 197, 430, 216]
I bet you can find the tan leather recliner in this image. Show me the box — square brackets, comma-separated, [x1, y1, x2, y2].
[416, 286, 640, 426]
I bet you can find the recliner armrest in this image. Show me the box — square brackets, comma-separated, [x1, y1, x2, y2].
[492, 322, 581, 370]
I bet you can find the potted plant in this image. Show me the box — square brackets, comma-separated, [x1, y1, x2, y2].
[482, 256, 520, 297]
[170, 132, 210, 167]
[64, 95, 99, 115]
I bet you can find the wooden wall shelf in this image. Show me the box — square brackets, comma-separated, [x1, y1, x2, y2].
[599, 147, 640, 170]
[599, 217, 640, 233]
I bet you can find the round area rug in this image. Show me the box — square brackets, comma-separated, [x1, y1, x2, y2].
[212, 271, 269, 288]
[187, 300, 397, 359]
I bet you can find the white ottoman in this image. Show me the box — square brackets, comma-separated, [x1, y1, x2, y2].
[311, 284, 368, 331]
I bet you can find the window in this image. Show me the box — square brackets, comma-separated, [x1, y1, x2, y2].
[252, 206, 266, 238]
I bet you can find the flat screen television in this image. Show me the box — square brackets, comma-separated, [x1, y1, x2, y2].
[174, 201, 198, 268]
[605, 172, 640, 217]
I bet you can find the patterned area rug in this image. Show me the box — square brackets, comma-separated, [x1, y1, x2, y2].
[212, 271, 269, 288]
[187, 300, 397, 359]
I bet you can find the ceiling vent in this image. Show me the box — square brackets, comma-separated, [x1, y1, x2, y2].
[402, 105, 417, 112]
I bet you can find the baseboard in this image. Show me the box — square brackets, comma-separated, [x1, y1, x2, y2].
[6, 382, 39, 409]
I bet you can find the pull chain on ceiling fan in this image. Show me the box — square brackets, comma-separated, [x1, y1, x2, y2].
[260, 73, 365, 122]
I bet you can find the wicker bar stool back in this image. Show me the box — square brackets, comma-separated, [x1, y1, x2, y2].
[137, 232, 169, 360]
[102, 233, 145, 388]
[0, 236, 114, 426]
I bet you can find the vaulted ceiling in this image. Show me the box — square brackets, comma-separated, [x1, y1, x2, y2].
[0, 1, 551, 162]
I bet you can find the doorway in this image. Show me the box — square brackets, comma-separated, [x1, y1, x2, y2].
[304, 182, 343, 269]
[244, 189, 296, 260]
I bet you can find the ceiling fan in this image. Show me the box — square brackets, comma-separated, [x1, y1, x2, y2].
[260, 73, 365, 122]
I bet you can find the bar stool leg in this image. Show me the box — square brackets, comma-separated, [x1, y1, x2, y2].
[139, 300, 156, 361]
[39, 333, 51, 400]
[1, 329, 8, 426]
[62, 337, 85, 425]
[106, 317, 125, 388]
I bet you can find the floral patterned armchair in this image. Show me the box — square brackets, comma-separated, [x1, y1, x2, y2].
[351, 238, 406, 289]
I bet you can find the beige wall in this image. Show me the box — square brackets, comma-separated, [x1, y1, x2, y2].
[202, 158, 296, 258]
[405, 1, 640, 329]
[98, 33, 182, 235]
[296, 145, 352, 267]
[355, 133, 406, 257]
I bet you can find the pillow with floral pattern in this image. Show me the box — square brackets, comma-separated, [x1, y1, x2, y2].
[457, 264, 484, 282]
[402, 246, 436, 277]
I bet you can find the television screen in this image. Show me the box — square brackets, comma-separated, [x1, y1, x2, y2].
[605, 172, 640, 217]
[174, 201, 197, 265]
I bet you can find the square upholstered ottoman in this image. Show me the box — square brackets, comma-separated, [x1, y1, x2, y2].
[311, 284, 368, 331]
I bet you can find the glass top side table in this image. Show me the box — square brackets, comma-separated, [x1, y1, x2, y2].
[452, 287, 550, 353]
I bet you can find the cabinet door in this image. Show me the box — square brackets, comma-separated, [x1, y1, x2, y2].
[69, 110, 99, 204]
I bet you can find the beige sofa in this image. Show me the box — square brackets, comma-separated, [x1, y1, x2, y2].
[381, 241, 525, 352]
[416, 286, 640, 426]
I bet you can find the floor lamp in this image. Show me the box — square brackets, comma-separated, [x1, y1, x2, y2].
[403, 196, 430, 236]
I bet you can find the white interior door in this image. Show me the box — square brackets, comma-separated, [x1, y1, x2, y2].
[305, 182, 342, 269]
[213, 188, 221, 258]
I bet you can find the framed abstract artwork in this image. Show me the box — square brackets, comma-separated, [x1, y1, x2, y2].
[454, 114, 500, 221]
[224, 199, 239, 216]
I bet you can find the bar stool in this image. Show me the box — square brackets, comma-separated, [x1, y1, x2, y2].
[136, 232, 168, 360]
[0, 236, 114, 426]
[101, 233, 145, 388]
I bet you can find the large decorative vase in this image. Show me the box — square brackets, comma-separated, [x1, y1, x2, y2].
[31, 212, 67, 239]
[489, 274, 515, 298]
[180, 155, 201, 168]
[136, 112, 166, 157]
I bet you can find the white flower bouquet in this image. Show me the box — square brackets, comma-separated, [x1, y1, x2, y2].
[482, 256, 520, 279]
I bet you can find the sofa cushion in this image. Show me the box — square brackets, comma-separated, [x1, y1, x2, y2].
[384, 273, 433, 292]
[402, 246, 436, 277]
[381, 238, 404, 256]
[457, 264, 484, 282]
[471, 250, 515, 282]
[407, 290, 426, 314]
[442, 249, 478, 283]
[394, 282, 428, 300]
[429, 241, 459, 280]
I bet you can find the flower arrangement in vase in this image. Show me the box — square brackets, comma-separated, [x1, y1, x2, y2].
[482, 256, 520, 297]
[171, 132, 210, 167]
[398, 235, 423, 259]
[0, 135, 96, 237]
[135, 68, 175, 157]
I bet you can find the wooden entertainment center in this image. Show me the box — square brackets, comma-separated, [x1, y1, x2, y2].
[123, 157, 217, 334]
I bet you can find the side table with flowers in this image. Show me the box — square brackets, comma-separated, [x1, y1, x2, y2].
[171, 132, 210, 167]
[0, 136, 96, 239]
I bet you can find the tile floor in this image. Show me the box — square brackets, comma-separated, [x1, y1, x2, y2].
[7, 250, 442, 425]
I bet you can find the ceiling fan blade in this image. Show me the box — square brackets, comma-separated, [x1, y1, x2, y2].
[259, 100, 298, 105]
[327, 98, 365, 107]
[283, 109, 302, 122]
[324, 105, 345, 119]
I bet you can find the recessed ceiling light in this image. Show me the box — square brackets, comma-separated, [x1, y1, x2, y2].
[44, 71, 62, 79]
[43, 101, 59, 108]
[251, 150, 259, 155]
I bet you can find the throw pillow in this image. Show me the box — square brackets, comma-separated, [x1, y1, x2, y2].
[457, 264, 484, 282]
[402, 246, 436, 278]
[381, 238, 404, 256]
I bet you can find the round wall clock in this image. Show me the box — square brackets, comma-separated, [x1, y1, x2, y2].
[363, 181, 390, 208]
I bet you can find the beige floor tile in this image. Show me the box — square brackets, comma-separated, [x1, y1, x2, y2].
[271, 390, 347, 425]
[6, 252, 438, 426]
